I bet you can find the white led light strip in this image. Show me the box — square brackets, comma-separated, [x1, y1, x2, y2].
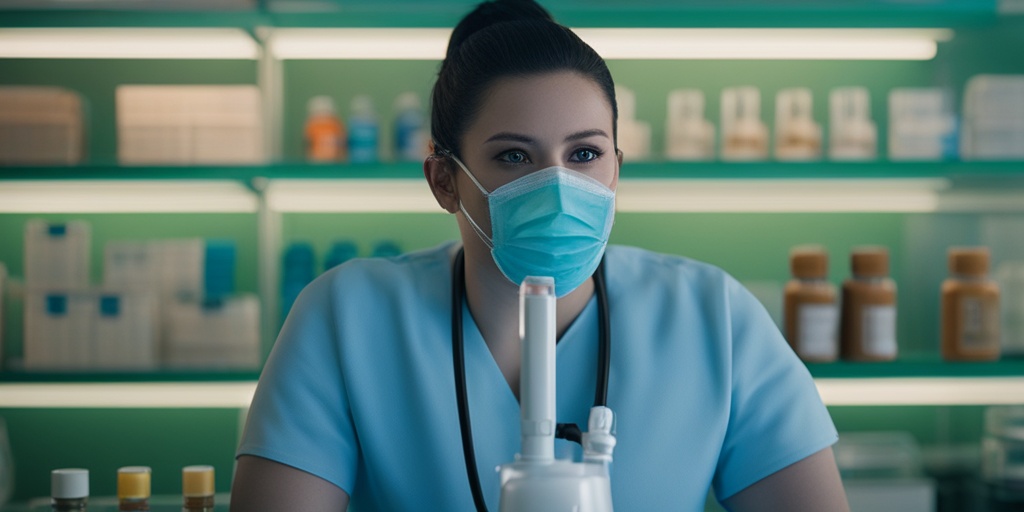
[0, 180, 259, 213]
[268, 28, 951, 61]
[2, 377, 1021, 407]
[0, 28, 260, 59]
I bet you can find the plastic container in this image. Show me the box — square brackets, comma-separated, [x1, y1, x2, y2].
[983, 406, 1024, 488]
[281, 243, 315, 321]
[774, 88, 822, 161]
[784, 246, 839, 362]
[116, 85, 264, 165]
[720, 86, 768, 161]
[348, 95, 379, 164]
[393, 92, 429, 162]
[0, 86, 85, 166]
[51, 468, 89, 511]
[24, 289, 157, 371]
[304, 96, 346, 163]
[888, 88, 958, 161]
[24, 292, 94, 370]
[840, 247, 898, 362]
[995, 261, 1024, 356]
[164, 295, 260, 369]
[961, 75, 1024, 160]
[371, 240, 402, 259]
[93, 292, 158, 370]
[830, 87, 877, 160]
[182, 465, 215, 512]
[664, 89, 714, 161]
[942, 247, 1001, 361]
[105, 239, 207, 302]
[324, 240, 359, 272]
[24, 220, 91, 291]
[615, 85, 651, 161]
[835, 431, 922, 479]
[117, 466, 151, 511]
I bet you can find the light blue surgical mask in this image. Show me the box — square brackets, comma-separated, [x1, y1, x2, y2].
[450, 154, 615, 297]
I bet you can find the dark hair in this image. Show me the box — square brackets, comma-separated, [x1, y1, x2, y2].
[430, 0, 617, 159]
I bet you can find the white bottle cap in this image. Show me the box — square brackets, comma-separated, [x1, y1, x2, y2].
[350, 95, 376, 118]
[393, 92, 421, 112]
[307, 95, 336, 117]
[52, 468, 89, 499]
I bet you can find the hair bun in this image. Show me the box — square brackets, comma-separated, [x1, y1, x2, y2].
[447, 0, 555, 59]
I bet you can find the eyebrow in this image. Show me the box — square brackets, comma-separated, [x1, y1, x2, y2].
[483, 129, 611, 145]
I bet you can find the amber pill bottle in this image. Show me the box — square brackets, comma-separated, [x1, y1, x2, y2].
[784, 246, 839, 362]
[840, 247, 898, 361]
[942, 247, 1001, 361]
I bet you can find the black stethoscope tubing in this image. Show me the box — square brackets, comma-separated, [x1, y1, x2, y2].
[451, 247, 611, 512]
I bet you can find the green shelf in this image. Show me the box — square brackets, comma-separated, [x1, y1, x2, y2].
[806, 352, 1024, 379]
[2, 161, 1023, 183]
[0, 1, 1002, 29]
[0, 369, 259, 383]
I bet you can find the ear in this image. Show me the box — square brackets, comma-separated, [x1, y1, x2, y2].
[424, 155, 460, 214]
[611, 148, 623, 190]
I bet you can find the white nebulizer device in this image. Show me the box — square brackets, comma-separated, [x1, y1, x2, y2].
[497, 276, 617, 512]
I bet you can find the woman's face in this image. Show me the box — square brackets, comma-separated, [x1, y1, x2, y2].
[455, 71, 619, 239]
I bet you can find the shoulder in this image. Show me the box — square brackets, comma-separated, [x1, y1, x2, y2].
[604, 245, 741, 296]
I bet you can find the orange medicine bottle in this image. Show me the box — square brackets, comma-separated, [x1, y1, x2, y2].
[784, 246, 839, 362]
[840, 247, 898, 361]
[304, 96, 347, 162]
[942, 247, 1001, 361]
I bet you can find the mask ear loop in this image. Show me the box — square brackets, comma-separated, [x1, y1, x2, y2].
[436, 146, 496, 250]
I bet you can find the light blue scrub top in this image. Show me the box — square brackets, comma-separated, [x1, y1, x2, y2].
[238, 242, 837, 511]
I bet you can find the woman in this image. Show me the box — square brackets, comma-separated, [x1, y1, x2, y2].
[231, 1, 849, 510]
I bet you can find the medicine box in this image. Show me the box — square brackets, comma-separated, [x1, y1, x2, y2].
[163, 295, 261, 369]
[116, 85, 265, 165]
[105, 239, 204, 301]
[888, 88, 957, 161]
[0, 86, 84, 165]
[961, 75, 1024, 160]
[24, 290, 158, 371]
[24, 220, 91, 291]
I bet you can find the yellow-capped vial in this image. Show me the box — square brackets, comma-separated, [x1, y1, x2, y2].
[117, 466, 151, 511]
[182, 465, 215, 512]
[51, 468, 89, 511]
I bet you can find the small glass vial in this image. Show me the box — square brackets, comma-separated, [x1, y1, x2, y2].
[942, 247, 1001, 361]
[841, 247, 898, 361]
[182, 465, 215, 512]
[117, 466, 151, 511]
[51, 468, 89, 511]
[784, 246, 839, 362]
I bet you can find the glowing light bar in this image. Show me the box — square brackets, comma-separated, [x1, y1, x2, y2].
[266, 179, 444, 213]
[615, 178, 949, 213]
[267, 28, 951, 61]
[815, 378, 1024, 406]
[268, 28, 450, 60]
[3, 377, 1020, 408]
[0, 382, 256, 408]
[0, 180, 259, 213]
[0, 28, 260, 59]
[576, 28, 951, 61]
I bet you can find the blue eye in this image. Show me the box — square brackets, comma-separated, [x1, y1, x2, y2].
[498, 150, 529, 165]
[571, 148, 601, 163]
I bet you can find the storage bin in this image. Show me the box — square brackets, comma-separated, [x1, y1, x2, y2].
[24, 220, 90, 291]
[0, 86, 84, 165]
[116, 85, 265, 165]
[163, 295, 260, 369]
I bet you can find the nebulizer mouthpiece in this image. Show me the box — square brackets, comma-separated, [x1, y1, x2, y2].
[498, 276, 616, 512]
